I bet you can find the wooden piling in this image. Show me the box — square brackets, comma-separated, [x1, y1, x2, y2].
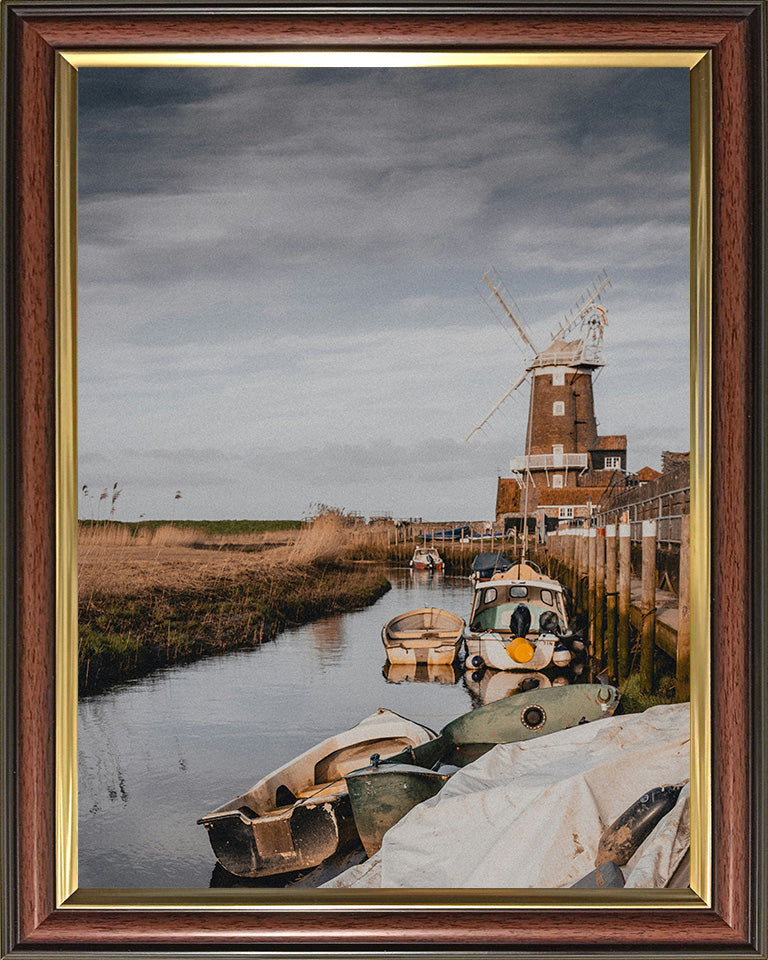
[587, 528, 597, 655]
[595, 527, 605, 663]
[618, 521, 631, 683]
[676, 513, 691, 701]
[568, 529, 577, 596]
[640, 520, 657, 692]
[573, 527, 584, 611]
[605, 523, 618, 678]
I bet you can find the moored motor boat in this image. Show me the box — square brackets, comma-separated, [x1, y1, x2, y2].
[198, 709, 438, 878]
[470, 551, 514, 584]
[381, 607, 465, 665]
[410, 546, 444, 571]
[346, 683, 620, 856]
[464, 560, 582, 671]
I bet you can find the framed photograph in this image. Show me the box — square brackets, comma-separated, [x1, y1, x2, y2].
[1, 2, 765, 957]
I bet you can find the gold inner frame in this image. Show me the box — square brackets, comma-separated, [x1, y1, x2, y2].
[55, 50, 712, 910]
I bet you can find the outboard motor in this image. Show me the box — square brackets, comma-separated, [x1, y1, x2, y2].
[510, 604, 532, 637]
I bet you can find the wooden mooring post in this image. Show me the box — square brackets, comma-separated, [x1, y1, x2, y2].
[640, 520, 657, 692]
[578, 525, 589, 612]
[549, 514, 689, 698]
[565, 528, 576, 595]
[594, 527, 605, 663]
[587, 528, 597, 656]
[617, 521, 631, 683]
[604, 523, 618, 678]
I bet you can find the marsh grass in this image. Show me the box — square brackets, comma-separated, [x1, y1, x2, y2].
[618, 670, 677, 714]
[78, 520, 391, 695]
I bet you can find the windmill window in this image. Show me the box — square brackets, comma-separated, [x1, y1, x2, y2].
[604, 456, 622, 470]
[552, 475, 564, 488]
[552, 370, 565, 386]
[559, 506, 574, 519]
[553, 401, 565, 416]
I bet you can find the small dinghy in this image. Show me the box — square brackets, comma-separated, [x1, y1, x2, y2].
[198, 709, 438, 878]
[346, 683, 620, 856]
[381, 607, 465, 665]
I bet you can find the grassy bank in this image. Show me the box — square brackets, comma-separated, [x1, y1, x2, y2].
[79, 518, 390, 695]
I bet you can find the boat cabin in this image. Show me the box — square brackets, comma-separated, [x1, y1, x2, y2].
[468, 578, 568, 636]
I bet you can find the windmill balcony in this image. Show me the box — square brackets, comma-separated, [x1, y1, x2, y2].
[510, 453, 589, 471]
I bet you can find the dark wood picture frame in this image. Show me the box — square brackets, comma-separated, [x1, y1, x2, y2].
[1, 2, 765, 956]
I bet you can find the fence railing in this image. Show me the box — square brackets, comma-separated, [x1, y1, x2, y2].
[509, 453, 588, 471]
[591, 485, 690, 543]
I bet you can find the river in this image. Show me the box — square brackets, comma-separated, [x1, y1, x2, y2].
[78, 566, 482, 888]
[78, 563, 591, 888]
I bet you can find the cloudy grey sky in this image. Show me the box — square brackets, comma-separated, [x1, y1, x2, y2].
[78, 66, 690, 522]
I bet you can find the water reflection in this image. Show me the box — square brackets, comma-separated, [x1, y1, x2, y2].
[382, 660, 461, 686]
[464, 669, 553, 707]
[309, 615, 347, 667]
[408, 567, 444, 586]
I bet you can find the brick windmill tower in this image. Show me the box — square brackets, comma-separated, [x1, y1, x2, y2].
[466, 269, 627, 531]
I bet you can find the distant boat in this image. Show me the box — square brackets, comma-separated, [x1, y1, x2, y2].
[464, 559, 581, 671]
[410, 546, 444, 570]
[346, 683, 620, 856]
[423, 525, 469, 542]
[198, 709, 437, 878]
[381, 607, 465, 665]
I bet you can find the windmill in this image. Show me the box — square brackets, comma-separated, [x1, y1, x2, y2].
[466, 267, 611, 444]
[467, 267, 617, 557]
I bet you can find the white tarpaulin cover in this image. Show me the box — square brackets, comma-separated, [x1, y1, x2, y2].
[323, 702, 690, 889]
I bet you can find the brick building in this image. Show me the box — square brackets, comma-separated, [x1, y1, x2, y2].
[496, 335, 627, 531]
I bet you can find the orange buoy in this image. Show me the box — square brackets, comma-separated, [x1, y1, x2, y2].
[506, 636, 534, 663]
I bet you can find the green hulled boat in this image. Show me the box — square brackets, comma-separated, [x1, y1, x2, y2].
[345, 683, 620, 856]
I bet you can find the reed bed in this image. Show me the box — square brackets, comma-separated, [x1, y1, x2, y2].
[79, 519, 390, 695]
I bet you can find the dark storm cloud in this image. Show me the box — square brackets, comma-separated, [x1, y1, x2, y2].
[78, 65, 691, 519]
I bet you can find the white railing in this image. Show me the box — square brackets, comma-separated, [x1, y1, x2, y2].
[509, 453, 588, 471]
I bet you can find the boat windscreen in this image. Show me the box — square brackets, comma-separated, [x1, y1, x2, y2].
[470, 603, 562, 634]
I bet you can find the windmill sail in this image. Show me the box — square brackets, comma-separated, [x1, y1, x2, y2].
[466, 270, 611, 441]
[477, 267, 539, 358]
